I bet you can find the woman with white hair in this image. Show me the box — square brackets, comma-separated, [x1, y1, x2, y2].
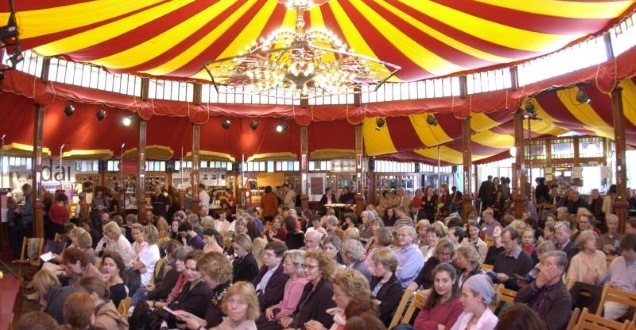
[451, 274, 498, 330]
[341, 239, 371, 280]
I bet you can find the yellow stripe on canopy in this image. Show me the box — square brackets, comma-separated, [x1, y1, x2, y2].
[2, 0, 162, 39]
[412, 145, 497, 165]
[471, 113, 506, 132]
[557, 88, 615, 139]
[375, 1, 512, 64]
[34, 0, 196, 56]
[620, 78, 636, 129]
[99, 0, 239, 71]
[349, 1, 463, 76]
[472, 130, 514, 148]
[408, 114, 453, 147]
[474, 0, 635, 19]
[362, 118, 397, 156]
[405, 1, 580, 52]
[328, 1, 399, 82]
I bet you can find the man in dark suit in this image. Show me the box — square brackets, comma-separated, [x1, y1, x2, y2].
[478, 175, 494, 212]
[554, 222, 578, 263]
[252, 241, 289, 311]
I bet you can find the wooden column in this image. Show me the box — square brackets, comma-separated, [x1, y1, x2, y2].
[461, 116, 472, 222]
[513, 110, 527, 219]
[300, 126, 309, 210]
[136, 119, 147, 224]
[32, 104, 45, 238]
[612, 86, 628, 232]
[368, 158, 376, 206]
[355, 124, 364, 209]
[191, 124, 201, 215]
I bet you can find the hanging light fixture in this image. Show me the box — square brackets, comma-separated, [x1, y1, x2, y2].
[249, 120, 258, 131]
[375, 118, 386, 131]
[64, 102, 75, 117]
[426, 114, 438, 126]
[122, 116, 132, 126]
[275, 122, 288, 133]
[524, 99, 536, 116]
[204, 0, 400, 100]
[221, 119, 231, 129]
[96, 107, 106, 121]
[576, 85, 591, 104]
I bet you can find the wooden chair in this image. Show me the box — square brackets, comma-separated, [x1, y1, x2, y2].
[13, 237, 45, 267]
[596, 285, 636, 322]
[481, 263, 494, 272]
[117, 297, 132, 318]
[485, 236, 495, 248]
[389, 288, 413, 329]
[566, 308, 581, 330]
[494, 284, 518, 315]
[574, 307, 631, 330]
[606, 254, 616, 268]
[401, 290, 430, 325]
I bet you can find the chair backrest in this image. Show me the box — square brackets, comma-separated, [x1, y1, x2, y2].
[596, 285, 636, 320]
[401, 290, 430, 325]
[388, 288, 413, 329]
[117, 297, 132, 318]
[566, 308, 581, 330]
[606, 255, 615, 268]
[498, 285, 518, 304]
[574, 308, 630, 330]
[569, 282, 605, 315]
[481, 263, 494, 272]
[485, 237, 495, 248]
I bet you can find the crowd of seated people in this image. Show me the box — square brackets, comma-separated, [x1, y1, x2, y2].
[15, 182, 636, 330]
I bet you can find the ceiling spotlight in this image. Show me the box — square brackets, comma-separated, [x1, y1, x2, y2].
[64, 102, 75, 117]
[122, 116, 132, 127]
[576, 85, 591, 104]
[524, 99, 536, 115]
[275, 122, 288, 133]
[221, 119, 231, 129]
[375, 118, 386, 131]
[426, 114, 438, 126]
[249, 120, 258, 131]
[96, 107, 106, 121]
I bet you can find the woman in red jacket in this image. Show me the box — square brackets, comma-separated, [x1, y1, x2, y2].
[48, 192, 68, 238]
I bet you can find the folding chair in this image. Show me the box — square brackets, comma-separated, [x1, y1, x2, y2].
[494, 284, 518, 315]
[566, 308, 581, 330]
[118, 297, 132, 318]
[596, 285, 636, 322]
[574, 307, 631, 330]
[401, 290, 429, 325]
[389, 288, 413, 329]
[13, 237, 45, 267]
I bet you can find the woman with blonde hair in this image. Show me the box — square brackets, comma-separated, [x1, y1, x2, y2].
[567, 229, 607, 285]
[368, 247, 402, 326]
[305, 269, 376, 330]
[173, 252, 234, 329]
[280, 249, 337, 329]
[232, 233, 259, 283]
[99, 221, 135, 268]
[78, 275, 128, 330]
[31, 268, 76, 324]
[259, 249, 309, 329]
[210, 281, 260, 330]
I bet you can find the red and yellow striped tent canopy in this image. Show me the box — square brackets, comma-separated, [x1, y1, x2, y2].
[1, 0, 636, 163]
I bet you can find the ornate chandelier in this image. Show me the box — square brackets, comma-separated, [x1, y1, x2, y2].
[204, 0, 401, 100]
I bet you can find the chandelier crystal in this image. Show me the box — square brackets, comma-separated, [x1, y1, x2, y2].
[204, 0, 401, 99]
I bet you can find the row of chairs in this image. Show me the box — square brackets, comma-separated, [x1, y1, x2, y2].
[388, 281, 636, 330]
[566, 308, 634, 330]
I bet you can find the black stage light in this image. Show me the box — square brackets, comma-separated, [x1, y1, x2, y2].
[64, 102, 75, 117]
[375, 118, 385, 131]
[96, 107, 106, 121]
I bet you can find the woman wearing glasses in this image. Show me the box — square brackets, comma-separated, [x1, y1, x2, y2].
[280, 249, 337, 329]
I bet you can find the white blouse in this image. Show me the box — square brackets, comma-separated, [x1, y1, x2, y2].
[450, 309, 498, 330]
